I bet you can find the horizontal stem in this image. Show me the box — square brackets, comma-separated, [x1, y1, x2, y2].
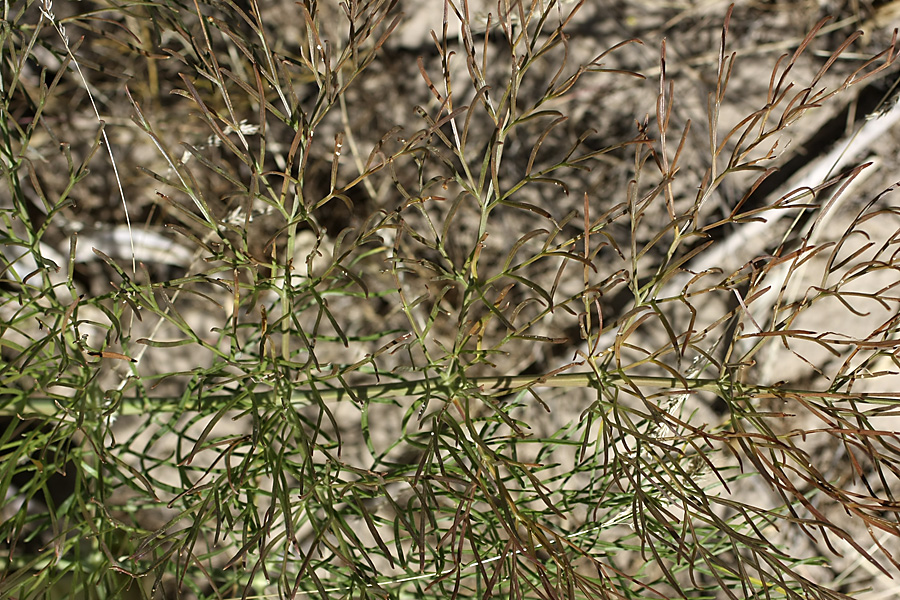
[5, 372, 900, 417]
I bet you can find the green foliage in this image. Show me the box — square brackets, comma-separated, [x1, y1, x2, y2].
[2, 1, 900, 599]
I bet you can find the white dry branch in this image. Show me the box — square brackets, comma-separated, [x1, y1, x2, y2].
[739, 99, 900, 337]
[564, 93, 900, 370]
[1, 226, 195, 285]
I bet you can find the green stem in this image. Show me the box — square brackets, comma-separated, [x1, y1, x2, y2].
[6, 372, 900, 417]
